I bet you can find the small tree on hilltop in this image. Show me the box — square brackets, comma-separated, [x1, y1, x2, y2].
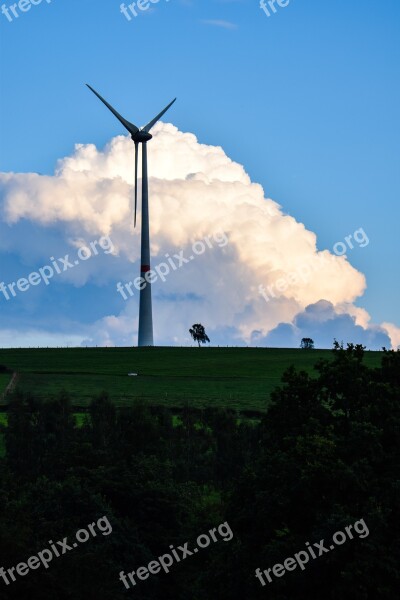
[189, 324, 210, 347]
[300, 337, 315, 350]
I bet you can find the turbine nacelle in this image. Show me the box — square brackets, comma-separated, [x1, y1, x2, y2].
[132, 130, 152, 143]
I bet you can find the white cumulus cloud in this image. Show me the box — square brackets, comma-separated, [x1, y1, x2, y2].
[0, 123, 398, 349]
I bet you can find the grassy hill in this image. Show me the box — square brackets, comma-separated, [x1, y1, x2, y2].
[0, 346, 383, 413]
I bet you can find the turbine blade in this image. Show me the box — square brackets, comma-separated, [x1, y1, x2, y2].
[142, 98, 177, 133]
[86, 84, 139, 135]
[134, 142, 139, 228]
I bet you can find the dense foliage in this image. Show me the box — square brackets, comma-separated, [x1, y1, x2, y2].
[0, 343, 398, 599]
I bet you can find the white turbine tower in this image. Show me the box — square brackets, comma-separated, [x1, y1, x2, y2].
[86, 85, 176, 347]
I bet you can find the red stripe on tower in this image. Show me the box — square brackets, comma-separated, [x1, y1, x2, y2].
[141, 265, 151, 273]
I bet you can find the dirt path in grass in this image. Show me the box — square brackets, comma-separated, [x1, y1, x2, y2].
[0, 372, 18, 402]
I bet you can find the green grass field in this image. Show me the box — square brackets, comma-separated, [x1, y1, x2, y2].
[0, 347, 383, 413]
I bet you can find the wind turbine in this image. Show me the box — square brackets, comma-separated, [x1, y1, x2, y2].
[86, 84, 176, 347]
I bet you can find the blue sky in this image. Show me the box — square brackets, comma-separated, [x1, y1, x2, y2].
[0, 0, 399, 347]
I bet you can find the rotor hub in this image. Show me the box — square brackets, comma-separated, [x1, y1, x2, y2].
[132, 131, 152, 143]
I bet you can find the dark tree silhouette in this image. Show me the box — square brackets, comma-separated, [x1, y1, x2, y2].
[189, 323, 210, 347]
[300, 337, 315, 349]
